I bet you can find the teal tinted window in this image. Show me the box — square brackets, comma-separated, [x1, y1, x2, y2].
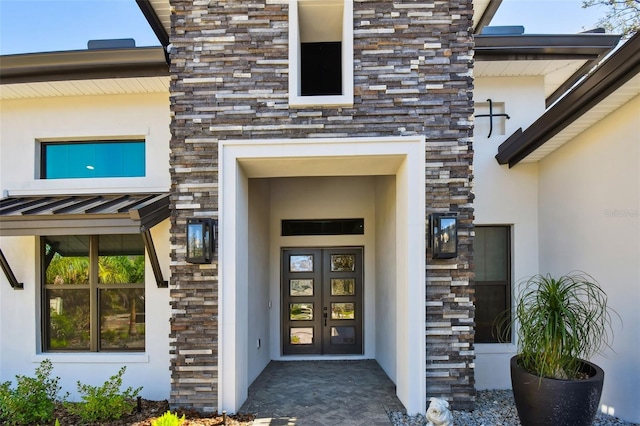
[42, 141, 145, 179]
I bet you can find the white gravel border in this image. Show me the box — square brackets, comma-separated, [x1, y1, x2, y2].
[387, 390, 638, 425]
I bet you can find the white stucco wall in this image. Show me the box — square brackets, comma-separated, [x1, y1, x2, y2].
[538, 95, 640, 423]
[0, 220, 171, 401]
[375, 175, 397, 382]
[473, 76, 543, 389]
[247, 179, 272, 384]
[0, 90, 172, 400]
[0, 93, 170, 196]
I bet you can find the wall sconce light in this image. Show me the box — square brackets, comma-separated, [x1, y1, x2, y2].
[186, 218, 217, 264]
[430, 213, 458, 259]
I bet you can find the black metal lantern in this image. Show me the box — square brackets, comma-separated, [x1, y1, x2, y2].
[430, 213, 458, 259]
[186, 218, 217, 264]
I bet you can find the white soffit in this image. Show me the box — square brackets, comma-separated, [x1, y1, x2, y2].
[524, 73, 640, 162]
[0, 76, 170, 100]
[475, 59, 588, 98]
[472, 0, 491, 30]
[149, 0, 171, 35]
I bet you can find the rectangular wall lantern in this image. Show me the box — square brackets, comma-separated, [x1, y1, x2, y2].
[430, 213, 458, 259]
[186, 218, 217, 264]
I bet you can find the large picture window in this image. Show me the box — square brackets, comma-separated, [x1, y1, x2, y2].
[474, 226, 511, 343]
[43, 234, 145, 352]
[41, 140, 145, 179]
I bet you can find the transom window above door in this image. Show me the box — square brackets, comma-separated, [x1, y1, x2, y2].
[40, 140, 145, 179]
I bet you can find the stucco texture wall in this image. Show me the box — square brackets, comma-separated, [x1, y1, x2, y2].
[538, 95, 640, 423]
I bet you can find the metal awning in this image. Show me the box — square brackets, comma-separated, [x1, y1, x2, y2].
[0, 193, 170, 288]
[0, 193, 168, 236]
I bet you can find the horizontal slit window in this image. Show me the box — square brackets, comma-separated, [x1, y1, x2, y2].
[41, 140, 145, 179]
[282, 219, 364, 236]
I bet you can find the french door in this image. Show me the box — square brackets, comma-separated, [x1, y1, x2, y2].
[282, 248, 363, 355]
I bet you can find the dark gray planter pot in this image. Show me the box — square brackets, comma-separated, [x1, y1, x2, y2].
[510, 355, 604, 426]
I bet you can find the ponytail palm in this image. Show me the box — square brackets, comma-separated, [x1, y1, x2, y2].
[501, 272, 617, 380]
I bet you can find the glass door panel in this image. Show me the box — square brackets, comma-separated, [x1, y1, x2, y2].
[282, 248, 363, 355]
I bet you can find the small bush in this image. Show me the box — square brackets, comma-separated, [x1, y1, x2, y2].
[67, 366, 142, 422]
[0, 359, 66, 425]
[152, 410, 186, 426]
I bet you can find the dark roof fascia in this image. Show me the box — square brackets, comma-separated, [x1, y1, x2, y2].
[0, 47, 169, 85]
[474, 0, 503, 35]
[136, 0, 170, 48]
[475, 33, 621, 61]
[495, 32, 640, 167]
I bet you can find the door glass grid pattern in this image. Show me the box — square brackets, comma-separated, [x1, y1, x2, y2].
[282, 248, 362, 355]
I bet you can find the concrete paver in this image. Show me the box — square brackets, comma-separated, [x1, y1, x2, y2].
[240, 360, 405, 425]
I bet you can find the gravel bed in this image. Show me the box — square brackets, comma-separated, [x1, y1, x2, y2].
[387, 390, 638, 426]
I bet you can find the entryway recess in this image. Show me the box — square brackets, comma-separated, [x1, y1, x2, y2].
[282, 247, 363, 355]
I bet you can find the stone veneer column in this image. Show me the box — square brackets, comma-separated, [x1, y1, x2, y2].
[168, 0, 475, 412]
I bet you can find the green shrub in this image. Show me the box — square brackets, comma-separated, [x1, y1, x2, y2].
[67, 366, 142, 422]
[152, 410, 186, 426]
[0, 359, 66, 425]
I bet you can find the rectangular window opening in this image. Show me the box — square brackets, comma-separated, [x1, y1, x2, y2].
[301, 42, 342, 96]
[289, 0, 353, 107]
[282, 219, 364, 236]
[43, 234, 145, 352]
[474, 226, 511, 343]
[41, 140, 145, 179]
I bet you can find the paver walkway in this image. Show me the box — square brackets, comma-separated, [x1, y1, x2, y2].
[239, 360, 405, 425]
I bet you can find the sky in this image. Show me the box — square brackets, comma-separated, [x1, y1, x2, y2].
[0, 0, 612, 56]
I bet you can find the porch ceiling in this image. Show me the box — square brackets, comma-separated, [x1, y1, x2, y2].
[238, 155, 406, 178]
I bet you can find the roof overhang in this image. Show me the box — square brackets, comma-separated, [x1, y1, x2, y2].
[475, 33, 622, 61]
[0, 193, 169, 236]
[136, 0, 171, 47]
[0, 47, 169, 85]
[136, 0, 504, 42]
[473, 0, 503, 35]
[495, 32, 640, 167]
[475, 32, 621, 105]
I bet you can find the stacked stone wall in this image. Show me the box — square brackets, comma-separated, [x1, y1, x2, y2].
[169, 0, 475, 412]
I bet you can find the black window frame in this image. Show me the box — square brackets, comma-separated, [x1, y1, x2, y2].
[41, 234, 146, 352]
[474, 225, 512, 343]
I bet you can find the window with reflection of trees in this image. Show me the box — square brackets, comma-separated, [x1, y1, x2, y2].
[43, 235, 145, 351]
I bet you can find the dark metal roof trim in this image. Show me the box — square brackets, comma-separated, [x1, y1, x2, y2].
[0, 193, 170, 289]
[1, 248, 23, 290]
[136, 0, 170, 48]
[475, 33, 621, 61]
[0, 47, 169, 85]
[496, 32, 640, 167]
[0, 193, 170, 236]
[474, 0, 503, 35]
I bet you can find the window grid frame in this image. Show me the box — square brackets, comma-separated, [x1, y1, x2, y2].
[41, 235, 145, 353]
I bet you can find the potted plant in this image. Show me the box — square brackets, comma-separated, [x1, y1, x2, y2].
[496, 272, 618, 426]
